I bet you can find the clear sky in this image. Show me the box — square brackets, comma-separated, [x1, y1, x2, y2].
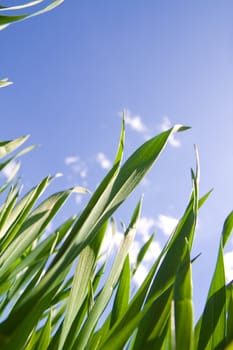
[1, 0, 233, 320]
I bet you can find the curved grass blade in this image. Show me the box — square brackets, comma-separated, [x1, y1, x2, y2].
[57, 221, 108, 350]
[70, 199, 142, 350]
[196, 241, 226, 350]
[0, 1, 44, 11]
[226, 282, 233, 345]
[222, 210, 233, 248]
[110, 254, 131, 328]
[0, 78, 13, 88]
[0, 135, 29, 159]
[132, 233, 154, 275]
[130, 166, 199, 349]
[174, 240, 193, 350]
[0, 0, 63, 28]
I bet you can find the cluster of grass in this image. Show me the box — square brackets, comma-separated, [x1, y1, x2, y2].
[0, 123, 232, 350]
[1, 2, 233, 348]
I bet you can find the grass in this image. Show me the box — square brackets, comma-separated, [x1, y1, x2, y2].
[1, 2, 233, 348]
[0, 123, 232, 349]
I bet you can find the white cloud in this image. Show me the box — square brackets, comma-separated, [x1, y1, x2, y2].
[156, 214, 178, 236]
[133, 264, 148, 287]
[137, 216, 157, 242]
[143, 240, 161, 263]
[160, 116, 181, 147]
[124, 109, 148, 133]
[75, 194, 83, 205]
[80, 169, 87, 179]
[224, 251, 233, 283]
[98, 226, 123, 265]
[65, 155, 88, 179]
[96, 152, 112, 170]
[64, 156, 79, 165]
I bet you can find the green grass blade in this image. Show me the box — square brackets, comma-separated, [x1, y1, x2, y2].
[133, 233, 154, 274]
[98, 251, 165, 349]
[48, 125, 188, 292]
[197, 241, 226, 350]
[0, 0, 63, 27]
[0, 135, 29, 159]
[222, 210, 233, 248]
[71, 199, 142, 350]
[0, 1, 44, 11]
[58, 221, 107, 350]
[226, 282, 233, 345]
[36, 313, 52, 350]
[0, 187, 73, 279]
[0, 175, 51, 244]
[174, 241, 193, 350]
[110, 254, 131, 327]
[131, 286, 173, 350]
[130, 169, 198, 348]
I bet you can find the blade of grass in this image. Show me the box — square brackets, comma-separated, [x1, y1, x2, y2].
[0, 135, 29, 159]
[70, 199, 142, 350]
[197, 241, 226, 350]
[132, 233, 154, 275]
[226, 282, 233, 345]
[110, 254, 131, 327]
[57, 221, 108, 350]
[174, 240, 193, 350]
[0, 0, 63, 27]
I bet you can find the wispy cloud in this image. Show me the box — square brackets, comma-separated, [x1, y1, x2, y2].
[96, 152, 112, 170]
[64, 155, 88, 179]
[64, 156, 80, 165]
[123, 109, 148, 133]
[224, 251, 233, 283]
[137, 216, 157, 241]
[160, 116, 181, 147]
[156, 214, 178, 235]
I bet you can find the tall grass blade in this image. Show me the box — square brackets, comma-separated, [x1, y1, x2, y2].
[110, 254, 131, 327]
[57, 221, 108, 350]
[196, 241, 226, 350]
[71, 199, 142, 350]
[174, 240, 193, 350]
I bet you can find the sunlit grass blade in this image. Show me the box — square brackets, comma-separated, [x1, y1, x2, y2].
[132, 233, 154, 275]
[98, 251, 166, 349]
[174, 240, 193, 350]
[70, 199, 142, 350]
[57, 221, 108, 350]
[44, 125, 188, 296]
[222, 210, 233, 248]
[0, 185, 19, 233]
[36, 312, 52, 350]
[0, 78, 13, 88]
[0, 175, 52, 249]
[0, 0, 44, 11]
[196, 241, 226, 350]
[110, 254, 131, 327]
[129, 168, 198, 348]
[226, 282, 233, 345]
[0, 0, 63, 28]
[0, 135, 29, 159]
[51, 117, 125, 266]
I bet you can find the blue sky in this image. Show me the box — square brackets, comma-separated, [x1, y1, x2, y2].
[1, 0, 233, 320]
